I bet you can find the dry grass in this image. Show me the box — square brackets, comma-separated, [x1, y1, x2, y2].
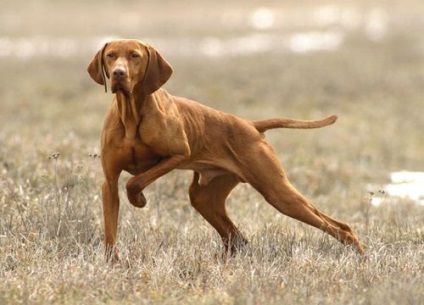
[1, 1, 423, 304]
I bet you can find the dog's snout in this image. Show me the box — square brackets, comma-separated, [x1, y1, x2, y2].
[112, 67, 127, 79]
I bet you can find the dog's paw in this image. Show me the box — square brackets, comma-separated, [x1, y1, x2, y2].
[127, 190, 147, 208]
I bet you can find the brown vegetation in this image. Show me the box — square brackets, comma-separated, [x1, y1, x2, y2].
[0, 1, 423, 304]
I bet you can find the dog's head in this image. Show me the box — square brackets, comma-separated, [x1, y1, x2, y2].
[87, 39, 173, 96]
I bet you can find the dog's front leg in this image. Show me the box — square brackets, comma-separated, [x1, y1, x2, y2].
[126, 155, 188, 206]
[102, 178, 120, 263]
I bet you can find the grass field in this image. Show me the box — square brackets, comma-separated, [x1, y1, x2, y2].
[1, 0, 423, 304]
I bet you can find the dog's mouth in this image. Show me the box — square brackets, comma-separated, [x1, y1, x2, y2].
[111, 80, 131, 97]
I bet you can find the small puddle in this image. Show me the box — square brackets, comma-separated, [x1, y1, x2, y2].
[371, 171, 424, 206]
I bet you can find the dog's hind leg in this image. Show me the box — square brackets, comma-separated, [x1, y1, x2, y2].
[189, 172, 247, 255]
[239, 144, 365, 255]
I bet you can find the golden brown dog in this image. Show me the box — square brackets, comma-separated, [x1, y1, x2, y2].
[87, 39, 365, 262]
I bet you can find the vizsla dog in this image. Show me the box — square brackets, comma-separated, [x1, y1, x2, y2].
[87, 39, 365, 262]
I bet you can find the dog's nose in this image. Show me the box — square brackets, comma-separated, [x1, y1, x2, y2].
[112, 67, 127, 79]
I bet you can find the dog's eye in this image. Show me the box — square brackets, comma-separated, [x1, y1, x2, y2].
[131, 53, 141, 59]
[106, 53, 115, 59]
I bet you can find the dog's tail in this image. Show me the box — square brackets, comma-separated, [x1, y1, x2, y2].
[252, 115, 337, 133]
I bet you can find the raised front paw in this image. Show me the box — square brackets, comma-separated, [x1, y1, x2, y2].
[126, 189, 147, 208]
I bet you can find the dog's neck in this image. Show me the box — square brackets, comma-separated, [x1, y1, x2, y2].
[115, 90, 145, 139]
[115, 89, 168, 140]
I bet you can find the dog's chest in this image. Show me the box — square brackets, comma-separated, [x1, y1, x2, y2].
[121, 139, 162, 175]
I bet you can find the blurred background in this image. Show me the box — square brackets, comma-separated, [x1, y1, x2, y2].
[1, 0, 423, 206]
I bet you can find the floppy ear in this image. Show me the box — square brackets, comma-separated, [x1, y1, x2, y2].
[87, 43, 109, 91]
[141, 44, 173, 95]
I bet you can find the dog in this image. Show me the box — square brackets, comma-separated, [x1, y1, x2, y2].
[87, 39, 365, 262]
